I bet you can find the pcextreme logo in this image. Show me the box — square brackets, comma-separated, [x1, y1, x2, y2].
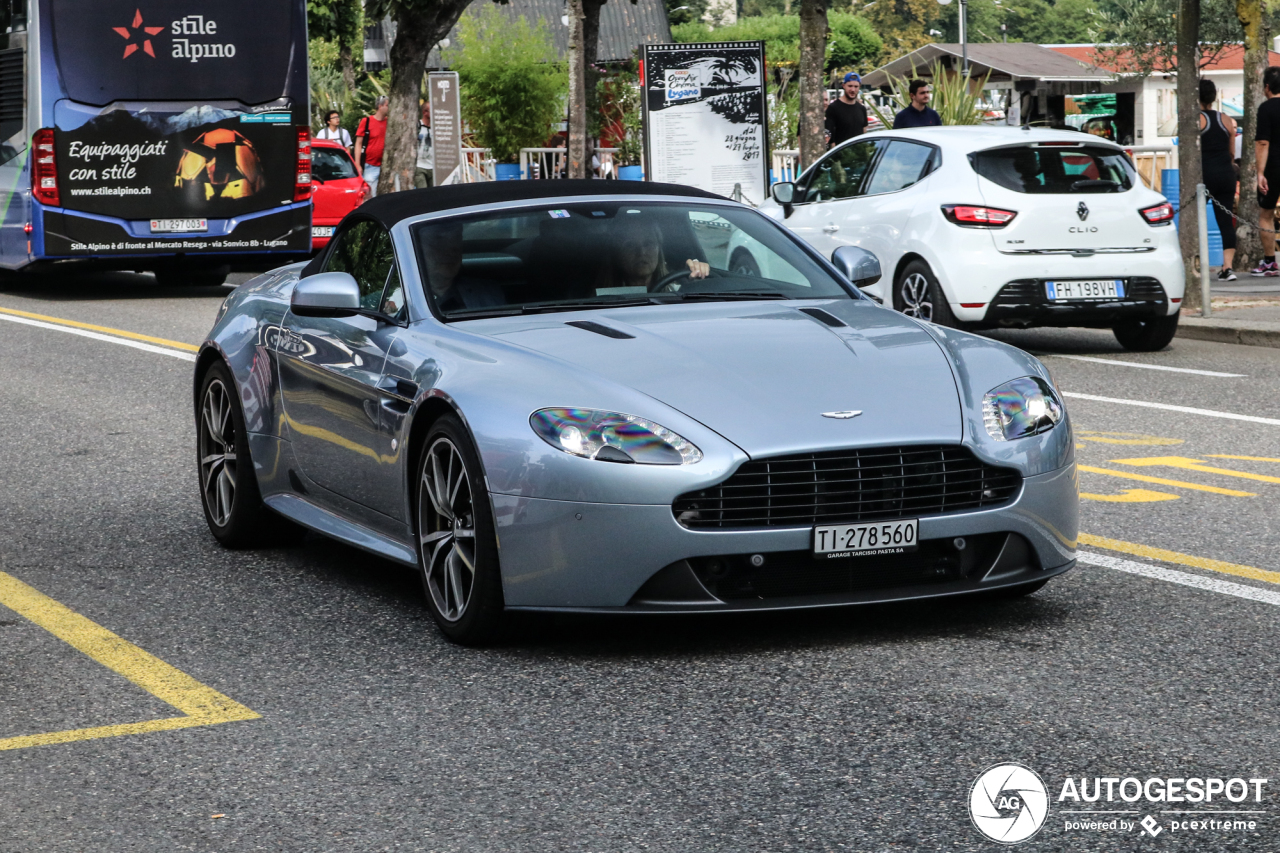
[111, 9, 236, 62]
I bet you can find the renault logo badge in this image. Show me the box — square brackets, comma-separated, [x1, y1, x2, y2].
[822, 410, 862, 419]
[1077, 201, 1089, 221]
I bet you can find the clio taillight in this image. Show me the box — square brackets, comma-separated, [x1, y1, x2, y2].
[941, 204, 1017, 227]
[294, 126, 312, 202]
[1140, 201, 1175, 225]
[32, 128, 59, 206]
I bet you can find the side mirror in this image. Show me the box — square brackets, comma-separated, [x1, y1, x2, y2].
[831, 245, 882, 288]
[291, 271, 361, 317]
[771, 181, 795, 205]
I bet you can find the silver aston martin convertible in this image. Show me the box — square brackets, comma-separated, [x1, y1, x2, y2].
[195, 180, 1078, 644]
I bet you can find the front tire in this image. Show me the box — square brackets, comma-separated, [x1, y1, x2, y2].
[729, 249, 761, 277]
[1113, 313, 1179, 351]
[197, 363, 291, 547]
[893, 260, 955, 327]
[415, 416, 506, 645]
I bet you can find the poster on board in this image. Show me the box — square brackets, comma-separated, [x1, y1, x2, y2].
[641, 41, 769, 205]
[428, 71, 464, 184]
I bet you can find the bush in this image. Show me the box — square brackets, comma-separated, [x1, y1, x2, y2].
[445, 7, 568, 163]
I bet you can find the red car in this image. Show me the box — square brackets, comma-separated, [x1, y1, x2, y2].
[310, 138, 368, 251]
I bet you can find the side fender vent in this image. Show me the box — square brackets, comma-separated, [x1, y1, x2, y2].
[566, 320, 635, 339]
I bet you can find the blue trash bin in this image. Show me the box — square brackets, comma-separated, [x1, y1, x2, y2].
[1160, 168, 1224, 267]
[494, 163, 522, 181]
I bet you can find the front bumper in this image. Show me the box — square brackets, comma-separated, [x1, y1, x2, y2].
[492, 462, 1078, 611]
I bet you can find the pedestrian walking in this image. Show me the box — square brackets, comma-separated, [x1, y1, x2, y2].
[1253, 67, 1280, 276]
[1198, 79, 1238, 281]
[825, 72, 868, 149]
[893, 80, 942, 130]
[315, 110, 352, 152]
[414, 102, 433, 189]
[354, 95, 389, 197]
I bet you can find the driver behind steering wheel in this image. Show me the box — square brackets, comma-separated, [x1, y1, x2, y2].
[595, 214, 710, 291]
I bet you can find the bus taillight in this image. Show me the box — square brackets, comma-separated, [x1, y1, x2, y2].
[33, 128, 59, 207]
[294, 126, 312, 202]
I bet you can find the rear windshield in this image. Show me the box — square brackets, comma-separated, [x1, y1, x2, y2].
[412, 202, 852, 319]
[971, 144, 1135, 194]
[49, 0, 299, 106]
[313, 147, 357, 182]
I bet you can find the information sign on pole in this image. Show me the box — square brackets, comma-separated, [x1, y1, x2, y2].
[641, 41, 769, 205]
[428, 71, 463, 184]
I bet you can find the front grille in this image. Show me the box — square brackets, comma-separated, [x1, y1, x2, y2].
[991, 276, 1167, 308]
[673, 445, 1021, 529]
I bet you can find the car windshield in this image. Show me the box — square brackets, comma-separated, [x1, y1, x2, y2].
[971, 144, 1135, 193]
[412, 201, 852, 318]
[313, 147, 358, 182]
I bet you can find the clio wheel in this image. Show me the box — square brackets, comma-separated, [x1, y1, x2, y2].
[416, 415, 505, 645]
[893, 260, 955, 327]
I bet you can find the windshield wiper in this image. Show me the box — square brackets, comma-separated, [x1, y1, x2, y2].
[445, 298, 657, 321]
[665, 290, 792, 301]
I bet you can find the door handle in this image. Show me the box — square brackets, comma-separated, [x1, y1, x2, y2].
[822, 224, 840, 233]
[378, 376, 419, 400]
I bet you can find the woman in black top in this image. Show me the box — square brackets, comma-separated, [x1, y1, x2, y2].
[1200, 79, 1239, 279]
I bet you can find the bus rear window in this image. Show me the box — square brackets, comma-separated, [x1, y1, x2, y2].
[49, 0, 299, 106]
[970, 145, 1136, 194]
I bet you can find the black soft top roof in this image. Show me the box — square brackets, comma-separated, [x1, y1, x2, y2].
[360, 179, 727, 227]
[301, 179, 729, 277]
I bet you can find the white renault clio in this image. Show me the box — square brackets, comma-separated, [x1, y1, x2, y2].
[749, 127, 1185, 351]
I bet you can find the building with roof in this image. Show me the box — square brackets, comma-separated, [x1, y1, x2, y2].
[862, 43, 1116, 130]
[1047, 44, 1280, 145]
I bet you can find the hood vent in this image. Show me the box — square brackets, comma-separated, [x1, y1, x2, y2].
[797, 307, 847, 328]
[566, 320, 635, 339]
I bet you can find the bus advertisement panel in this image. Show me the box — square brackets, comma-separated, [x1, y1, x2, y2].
[2, 0, 311, 277]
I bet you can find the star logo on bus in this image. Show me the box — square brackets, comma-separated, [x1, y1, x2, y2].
[112, 9, 165, 59]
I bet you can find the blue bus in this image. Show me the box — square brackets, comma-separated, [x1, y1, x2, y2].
[0, 0, 311, 286]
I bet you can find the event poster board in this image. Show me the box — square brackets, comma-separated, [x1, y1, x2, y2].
[427, 72, 463, 183]
[641, 41, 769, 205]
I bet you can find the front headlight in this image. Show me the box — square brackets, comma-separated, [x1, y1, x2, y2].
[530, 408, 703, 465]
[982, 377, 1063, 441]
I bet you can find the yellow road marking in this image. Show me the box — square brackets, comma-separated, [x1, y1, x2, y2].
[0, 571, 259, 751]
[0, 306, 199, 352]
[1207, 454, 1280, 463]
[1081, 488, 1179, 503]
[1080, 533, 1280, 586]
[1111, 456, 1280, 485]
[1077, 464, 1256, 497]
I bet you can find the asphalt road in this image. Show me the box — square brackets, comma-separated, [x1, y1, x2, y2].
[2, 273, 1280, 851]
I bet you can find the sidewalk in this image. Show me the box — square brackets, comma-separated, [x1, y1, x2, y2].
[1177, 281, 1280, 348]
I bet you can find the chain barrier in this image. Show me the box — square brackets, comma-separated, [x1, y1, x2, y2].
[1204, 191, 1280, 238]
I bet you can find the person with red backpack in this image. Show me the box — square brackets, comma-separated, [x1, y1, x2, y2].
[354, 95, 389, 197]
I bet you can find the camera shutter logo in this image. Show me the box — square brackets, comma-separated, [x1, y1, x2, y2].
[969, 763, 1050, 844]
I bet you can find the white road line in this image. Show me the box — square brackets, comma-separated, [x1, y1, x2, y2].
[1079, 552, 1280, 607]
[1062, 392, 1280, 426]
[0, 313, 196, 362]
[1044, 354, 1244, 377]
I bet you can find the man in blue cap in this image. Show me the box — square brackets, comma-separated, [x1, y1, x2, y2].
[825, 72, 868, 149]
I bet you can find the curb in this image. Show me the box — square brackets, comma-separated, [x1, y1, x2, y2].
[1178, 317, 1280, 348]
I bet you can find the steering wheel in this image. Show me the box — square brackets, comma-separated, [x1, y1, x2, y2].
[649, 267, 719, 293]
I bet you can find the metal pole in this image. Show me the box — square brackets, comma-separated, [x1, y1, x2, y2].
[960, 0, 968, 77]
[1196, 183, 1212, 318]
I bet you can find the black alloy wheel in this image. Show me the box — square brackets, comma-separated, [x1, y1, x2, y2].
[197, 362, 297, 547]
[893, 260, 956, 327]
[729, 249, 762, 277]
[416, 415, 505, 645]
[1113, 313, 1179, 352]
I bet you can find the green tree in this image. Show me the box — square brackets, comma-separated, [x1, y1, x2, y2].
[365, 0, 479, 194]
[308, 0, 364, 91]
[671, 13, 881, 72]
[446, 6, 568, 163]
